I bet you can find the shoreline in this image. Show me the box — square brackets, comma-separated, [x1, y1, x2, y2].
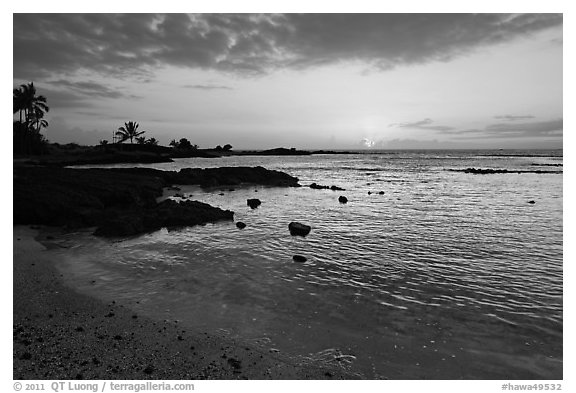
[13, 226, 360, 380]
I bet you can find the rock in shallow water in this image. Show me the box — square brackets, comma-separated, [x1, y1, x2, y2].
[293, 255, 307, 263]
[288, 222, 311, 237]
[236, 222, 247, 229]
[247, 198, 261, 209]
[338, 196, 348, 204]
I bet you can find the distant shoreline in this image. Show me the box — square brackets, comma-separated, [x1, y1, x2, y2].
[16, 146, 562, 167]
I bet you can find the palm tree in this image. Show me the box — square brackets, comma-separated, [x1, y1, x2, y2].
[13, 82, 49, 155]
[146, 137, 158, 146]
[13, 88, 24, 123]
[16, 82, 49, 128]
[28, 107, 49, 134]
[136, 136, 146, 144]
[116, 121, 145, 144]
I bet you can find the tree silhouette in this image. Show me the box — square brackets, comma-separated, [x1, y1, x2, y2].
[136, 136, 146, 144]
[146, 137, 159, 146]
[28, 107, 49, 134]
[180, 138, 192, 149]
[116, 121, 145, 144]
[13, 82, 50, 155]
[14, 82, 49, 128]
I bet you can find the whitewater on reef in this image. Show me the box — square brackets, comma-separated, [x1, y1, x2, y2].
[52, 149, 562, 379]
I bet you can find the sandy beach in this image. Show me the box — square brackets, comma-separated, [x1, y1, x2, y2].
[13, 226, 359, 380]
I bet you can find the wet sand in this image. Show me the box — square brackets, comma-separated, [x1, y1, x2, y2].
[13, 226, 360, 380]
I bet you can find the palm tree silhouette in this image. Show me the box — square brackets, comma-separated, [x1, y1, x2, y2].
[13, 82, 49, 154]
[28, 107, 49, 133]
[116, 121, 145, 144]
[14, 82, 49, 127]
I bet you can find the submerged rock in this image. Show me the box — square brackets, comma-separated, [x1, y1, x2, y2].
[288, 222, 311, 237]
[309, 183, 346, 191]
[247, 199, 261, 209]
[292, 255, 307, 263]
[338, 196, 348, 204]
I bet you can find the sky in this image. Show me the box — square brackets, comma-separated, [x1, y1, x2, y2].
[12, 13, 563, 149]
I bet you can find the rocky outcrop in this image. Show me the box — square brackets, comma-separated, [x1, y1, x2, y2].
[449, 168, 562, 175]
[236, 222, 247, 229]
[292, 255, 307, 263]
[94, 200, 233, 237]
[338, 196, 348, 204]
[288, 222, 311, 237]
[111, 166, 300, 188]
[14, 165, 298, 237]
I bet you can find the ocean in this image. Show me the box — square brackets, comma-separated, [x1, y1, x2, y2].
[50, 150, 563, 379]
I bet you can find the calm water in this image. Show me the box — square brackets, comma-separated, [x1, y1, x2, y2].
[54, 150, 563, 379]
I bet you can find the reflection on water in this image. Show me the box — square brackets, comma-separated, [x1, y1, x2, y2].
[56, 151, 562, 379]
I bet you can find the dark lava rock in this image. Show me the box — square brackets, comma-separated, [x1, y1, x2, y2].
[236, 222, 247, 229]
[450, 167, 561, 175]
[227, 358, 242, 370]
[309, 183, 346, 191]
[20, 352, 32, 360]
[288, 222, 311, 237]
[293, 255, 307, 263]
[14, 165, 298, 236]
[247, 199, 261, 209]
[368, 191, 372, 195]
[94, 200, 234, 237]
[338, 196, 348, 204]
[528, 200, 536, 204]
[175, 166, 300, 188]
[378, 191, 385, 195]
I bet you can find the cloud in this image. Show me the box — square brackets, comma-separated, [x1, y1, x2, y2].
[485, 119, 562, 136]
[389, 118, 454, 131]
[445, 119, 562, 139]
[36, 88, 91, 109]
[182, 84, 233, 90]
[494, 114, 535, 121]
[45, 80, 139, 99]
[13, 13, 563, 79]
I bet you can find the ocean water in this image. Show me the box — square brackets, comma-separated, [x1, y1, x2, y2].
[53, 150, 563, 379]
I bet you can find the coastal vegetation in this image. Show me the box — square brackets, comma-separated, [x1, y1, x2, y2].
[13, 82, 50, 155]
[115, 121, 145, 144]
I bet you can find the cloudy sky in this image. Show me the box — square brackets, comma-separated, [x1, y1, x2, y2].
[13, 13, 563, 149]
